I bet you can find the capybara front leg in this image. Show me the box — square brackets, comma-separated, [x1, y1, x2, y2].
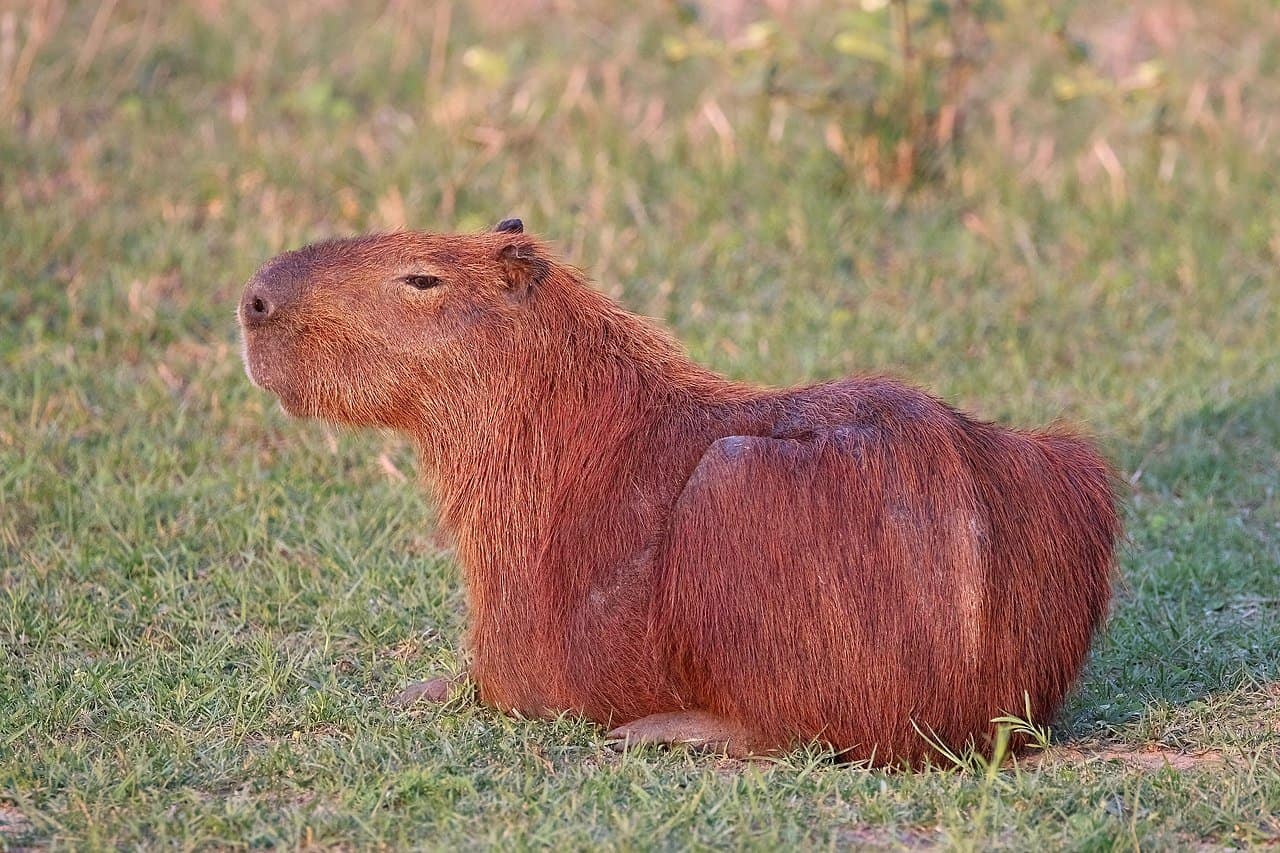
[388, 674, 468, 708]
[606, 711, 770, 758]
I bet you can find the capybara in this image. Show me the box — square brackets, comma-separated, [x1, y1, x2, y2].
[238, 219, 1119, 766]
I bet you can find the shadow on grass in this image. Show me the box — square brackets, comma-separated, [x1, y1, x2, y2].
[1062, 385, 1280, 747]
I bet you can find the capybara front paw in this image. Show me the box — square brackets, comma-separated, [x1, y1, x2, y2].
[389, 675, 463, 708]
[606, 711, 767, 758]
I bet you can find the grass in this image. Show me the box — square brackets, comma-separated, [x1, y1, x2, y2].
[2, 0, 1278, 848]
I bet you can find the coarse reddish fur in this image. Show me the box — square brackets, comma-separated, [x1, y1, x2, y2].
[238, 225, 1120, 767]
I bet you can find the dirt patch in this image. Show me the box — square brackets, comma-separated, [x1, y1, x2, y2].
[1033, 746, 1227, 772]
[0, 804, 33, 837]
[836, 825, 942, 850]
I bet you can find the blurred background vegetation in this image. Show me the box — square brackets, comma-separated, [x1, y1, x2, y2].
[5, 0, 1278, 427]
[1, 0, 1278, 848]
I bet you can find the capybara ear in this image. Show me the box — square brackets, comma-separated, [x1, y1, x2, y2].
[498, 238, 548, 296]
[494, 218, 524, 234]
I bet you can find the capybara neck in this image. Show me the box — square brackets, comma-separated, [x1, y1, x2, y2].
[415, 265, 737, 553]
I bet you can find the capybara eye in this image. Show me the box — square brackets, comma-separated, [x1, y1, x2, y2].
[402, 274, 442, 290]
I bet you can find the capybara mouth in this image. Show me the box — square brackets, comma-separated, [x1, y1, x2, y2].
[239, 329, 273, 391]
[240, 329, 308, 415]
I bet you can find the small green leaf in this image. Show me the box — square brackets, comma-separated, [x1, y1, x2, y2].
[662, 35, 691, 63]
[833, 32, 893, 64]
[461, 46, 509, 87]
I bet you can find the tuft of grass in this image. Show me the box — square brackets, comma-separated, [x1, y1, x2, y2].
[2, 0, 1278, 848]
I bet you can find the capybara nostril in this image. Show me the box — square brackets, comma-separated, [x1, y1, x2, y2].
[242, 289, 275, 326]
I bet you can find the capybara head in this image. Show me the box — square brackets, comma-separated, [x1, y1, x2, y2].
[239, 219, 549, 428]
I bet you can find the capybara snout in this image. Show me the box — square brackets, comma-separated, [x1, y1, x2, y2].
[240, 245, 323, 329]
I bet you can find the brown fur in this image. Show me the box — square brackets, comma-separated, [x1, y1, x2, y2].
[238, 224, 1120, 767]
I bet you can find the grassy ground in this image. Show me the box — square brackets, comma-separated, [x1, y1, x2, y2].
[2, 0, 1279, 848]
